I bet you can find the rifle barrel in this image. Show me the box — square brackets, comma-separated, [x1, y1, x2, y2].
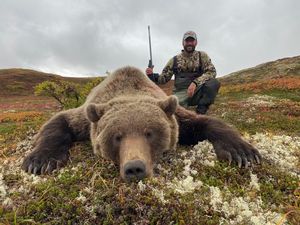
[148, 25, 153, 65]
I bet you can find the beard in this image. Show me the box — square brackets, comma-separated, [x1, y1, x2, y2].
[184, 45, 195, 53]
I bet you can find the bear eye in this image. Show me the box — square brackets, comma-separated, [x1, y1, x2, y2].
[145, 130, 153, 139]
[114, 134, 123, 143]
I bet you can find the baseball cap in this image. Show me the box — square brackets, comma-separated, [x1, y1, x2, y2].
[183, 31, 197, 41]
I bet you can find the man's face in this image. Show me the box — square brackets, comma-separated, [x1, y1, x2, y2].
[183, 37, 197, 53]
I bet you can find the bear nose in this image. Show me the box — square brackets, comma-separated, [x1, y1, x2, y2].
[124, 160, 146, 181]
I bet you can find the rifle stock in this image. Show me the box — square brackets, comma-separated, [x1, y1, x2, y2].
[148, 59, 153, 68]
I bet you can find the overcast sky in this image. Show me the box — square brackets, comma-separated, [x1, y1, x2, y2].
[1, 0, 299, 77]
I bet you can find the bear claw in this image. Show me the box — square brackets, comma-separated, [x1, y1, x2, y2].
[213, 140, 262, 168]
[22, 151, 69, 175]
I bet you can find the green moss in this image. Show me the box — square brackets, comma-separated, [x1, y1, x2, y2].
[257, 163, 299, 207]
[0, 123, 17, 136]
[3, 173, 23, 185]
[231, 111, 300, 135]
[263, 89, 300, 102]
[211, 90, 300, 136]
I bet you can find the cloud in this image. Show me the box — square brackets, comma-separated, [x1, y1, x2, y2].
[0, 0, 299, 76]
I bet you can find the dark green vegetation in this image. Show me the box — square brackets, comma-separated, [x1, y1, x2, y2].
[35, 77, 103, 109]
[1, 57, 300, 224]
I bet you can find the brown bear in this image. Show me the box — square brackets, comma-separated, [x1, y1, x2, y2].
[22, 66, 261, 182]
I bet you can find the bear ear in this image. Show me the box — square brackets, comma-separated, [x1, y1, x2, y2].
[85, 103, 106, 122]
[158, 95, 178, 117]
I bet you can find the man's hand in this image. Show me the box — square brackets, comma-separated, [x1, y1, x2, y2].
[187, 82, 197, 97]
[145, 67, 153, 76]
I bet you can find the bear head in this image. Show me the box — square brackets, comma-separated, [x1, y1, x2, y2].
[85, 95, 178, 182]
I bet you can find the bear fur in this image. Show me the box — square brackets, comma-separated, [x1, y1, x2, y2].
[22, 66, 261, 181]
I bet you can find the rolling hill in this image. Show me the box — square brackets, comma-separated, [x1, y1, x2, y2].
[1, 55, 299, 97]
[217, 55, 300, 101]
[0, 68, 94, 96]
[219, 55, 300, 85]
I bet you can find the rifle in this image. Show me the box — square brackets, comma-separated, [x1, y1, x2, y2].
[147, 25, 154, 68]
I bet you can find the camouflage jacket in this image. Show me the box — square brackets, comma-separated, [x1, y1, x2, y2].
[157, 50, 217, 87]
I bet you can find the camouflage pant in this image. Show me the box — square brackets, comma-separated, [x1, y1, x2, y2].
[174, 78, 220, 108]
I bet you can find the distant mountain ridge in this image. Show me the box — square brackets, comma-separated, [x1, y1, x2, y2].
[1, 55, 299, 96]
[219, 55, 300, 85]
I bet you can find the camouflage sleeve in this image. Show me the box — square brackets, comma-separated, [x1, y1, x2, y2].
[157, 58, 174, 84]
[193, 51, 217, 86]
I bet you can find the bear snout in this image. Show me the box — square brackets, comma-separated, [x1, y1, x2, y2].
[119, 135, 153, 182]
[123, 159, 146, 181]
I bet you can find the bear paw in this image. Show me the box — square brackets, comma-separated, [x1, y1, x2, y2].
[213, 139, 261, 168]
[22, 150, 69, 175]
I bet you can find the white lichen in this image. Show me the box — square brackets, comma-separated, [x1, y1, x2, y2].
[193, 141, 216, 167]
[245, 133, 300, 177]
[137, 180, 146, 192]
[167, 176, 202, 194]
[209, 186, 223, 211]
[3, 197, 13, 207]
[151, 188, 167, 204]
[209, 186, 285, 225]
[218, 196, 284, 225]
[76, 191, 87, 203]
[0, 130, 48, 208]
[244, 95, 276, 107]
[246, 118, 255, 123]
[249, 173, 260, 191]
